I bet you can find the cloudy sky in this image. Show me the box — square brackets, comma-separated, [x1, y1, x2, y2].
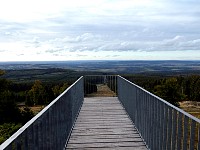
[0, 0, 200, 61]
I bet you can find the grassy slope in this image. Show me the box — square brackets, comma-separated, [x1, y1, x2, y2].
[179, 101, 200, 119]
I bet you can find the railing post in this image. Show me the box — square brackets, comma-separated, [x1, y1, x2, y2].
[172, 109, 178, 150]
[167, 107, 172, 150]
[159, 101, 165, 150]
[177, 113, 183, 149]
[183, 116, 189, 150]
[189, 120, 196, 150]
[198, 125, 200, 150]
[146, 94, 150, 148]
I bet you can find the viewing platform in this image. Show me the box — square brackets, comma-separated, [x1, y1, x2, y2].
[1, 75, 200, 150]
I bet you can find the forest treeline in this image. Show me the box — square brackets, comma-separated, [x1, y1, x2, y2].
[124, 74, 200, 106]
[0, 69, 72, 144]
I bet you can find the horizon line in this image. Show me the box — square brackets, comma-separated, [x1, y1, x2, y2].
[1, 59, 200, 62]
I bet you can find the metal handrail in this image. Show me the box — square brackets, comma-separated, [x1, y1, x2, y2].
[1, 75, 199, 149]
[0, 76, 84, 150]
[118, 75, 200, 150]
[84, 75, 117, 96]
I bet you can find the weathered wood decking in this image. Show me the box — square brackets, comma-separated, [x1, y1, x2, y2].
[67, 97, 147, 149]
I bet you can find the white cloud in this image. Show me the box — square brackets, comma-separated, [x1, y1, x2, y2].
[0, 0, 200, 61]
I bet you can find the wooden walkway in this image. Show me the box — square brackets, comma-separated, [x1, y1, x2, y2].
[86, 84, 116, 97]
[66, 97, 147, 149]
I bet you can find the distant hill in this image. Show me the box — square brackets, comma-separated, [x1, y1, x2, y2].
[0, 60, 200, 76]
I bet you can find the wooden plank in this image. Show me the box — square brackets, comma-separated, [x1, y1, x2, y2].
[67, 147, 147, 150]
[70, 131, 138, 136]
[73, 128, 136, 132]
[66, 97, 147, 149]
[70, 134, 142, 139]
[67, 142, 146, 149]
[68, 138, 143, 144]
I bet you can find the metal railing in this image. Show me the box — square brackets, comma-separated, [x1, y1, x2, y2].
[1, 75, 200, 150]
[0, 77, 84, 150]
[84, 75, 117, 96]
[118, 75, 200, 150]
